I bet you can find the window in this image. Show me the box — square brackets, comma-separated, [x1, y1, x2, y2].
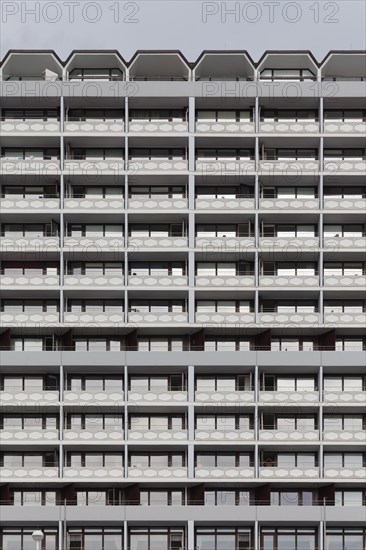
[261, 109, 318, 121]
[196, 148, 254, 160]
[67, 528, 123, 550]
[323, 453, 365, 468]
[66, 452, 123, 469]
[130, 109, 186, 121]
[130, 148, 186, 160]
[129, 375, 185, 392]
[129, 415, 186, 431]
[323, 414, 365, 432]
[140, 490, 185, 506]
[260, 68, 316, 81]
[138, 337, 185, 352]
[73, 337, 125, 351]
[325, 528, 366, 550]
[1, 529, 58, 550]
[66, 376, 123, 392]
[129, 528, 184, 550]
[69, 67, 124, 81]
[262, 375, 316, 391]
[261, 452, 317, 468]
[129, 453, 185, 469]
[271, 491, 314, 506]
[261, 528, 317, 550]
[195, 453, 252, 468]
[262, 414, 317, 431]
[323, 376, 365, 392]
[195, 374, 252, 391]
[204, 489, 252, 506]
[196, 110, 253, 122]
[335, 490, 365, 507]
[129, 300, 186, 313]
[195, 527, 252, 550]
[196, 414, 252, 431]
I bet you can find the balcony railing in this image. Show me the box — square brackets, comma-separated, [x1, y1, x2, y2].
[0, 310, 59, 325]
[259, 390, 319, 404]
[323, 429, 366, 441]
[64, 118, 124, 133]
[128, 464, 187, 478]
[323, 389, 366, 405]
[259, 464, 319, 479]
[324, 311, 365, 324]
[64, 465, 124, 478]
[323, 236, 366, 249]
[195, 120, 255, 133]
[195, 428, 254, 441]
[324, 120, 366, 133]
[0, 236, 60, 252]
[128, 388, 187, 403]
[0, 426, 59, 441]
[128, 312, 188, 324]
[63, 158, 125, 174]
[64, 272, 124, 287]
[260, 119, 319, 133]
[323, 275, 366, 287]
[195, 236, 255, 251]
[0, 386, 59, 404]
[1, 118, 60, 133]
[0, 272, 59, 287]
[195, 275, 255, 287]
[194, 389, 254, 403]
[323, 159, 366, 173]
[0, 465, 59, 479]
[323, 466, 366, 479]
[128, 158, 188, 172]
[63, 236, 124, 253]
[195, 312, 255, 324]
[259, 197, 319, 210]
[129, 120, 188, 133]
[128, 428, 188, 441]
[1, 195, 60, 210]
[195, 196, 255, 210]
[195, 159, 256, 174]
[259, 159, 319, 173]
[128, 195, 188, 210]
[128, 273, 187, 287]
[260, 274, 319, 287]
[64, 311, 125, 325]
[64, 196, 124, 210]
[259, 428, 319, 441]
[257, 311, 320, 325]
[195, 465, 254, 479]
[323, 196, 366, 210]
[0, 158, 60, 174]
[64, 388, 124, 404]
[63, 425, 124, 441]
[128, 236, 188, 249]
[259, 236, 319, 250]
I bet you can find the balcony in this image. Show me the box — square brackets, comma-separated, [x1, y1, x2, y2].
[64, 465, 124, 479]
[0, 310, 59, 326]
[128, 312, 188, 324]
[64, 119, 124, 133]
[195, 275, 255, 288]
[1, 118, 60, 134]
[259, 237, 319, 250]
[195, 389, 254, 403]
[323, 236, 366, 250]
[323, 429, 366, 442]
[195, 237, 255, 252]
[63, 236, 124, 254]
[127, 236, 188, 249]
[260, 120, 319, 133]
[128, 427, 187, 441]
[0, 272, 59, 288]
[257, 311, 320, 325]
[259, 465, 319, 479]
[324, 120, 366, 134]
[324, 311, 365, 325]
[323, 275, 366, 287]
[1, 196, 60, 211]
[63, 426, 124, 442]
[323, 197, 366, 211]
[0, 426, 59, 442]
[324, 466, 366, 479]
[129, 120, 188, 133]
[195, 465, 254, 479]
[195, 196, 255, 210]
[0, 465, 59, 480]
[259, 390, 319, 404]
[0, 236, 60, 253]
[0, 387, 59, 405]
[128, 273, 187, 287]
[64, 273, 124, 287]
[128, 464, 187, 478]
[323, 159, 366, 174]
[195, 312, 255, 324]
[195, 120, 255, 134]
[128, 159, 188, 172]
[259, 160, 319, 174]
[128, 195, 187, 210]
[64, 388, 124, 405]
[259, 428, 319, 441]
[128, 388, 187, 403]
[195, 427, 254, 441]
[0, 159, 60, 175]
[259, 197, 319, 210]
[64, 196, 124, 211]
[323, 389, 366, 405]
[195, 159, 255, 174]
[63, 159, 125, 175]
[260, 275, 319, 288]
[64, 311, 125, 325]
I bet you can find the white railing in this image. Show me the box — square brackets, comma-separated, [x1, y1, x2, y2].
[196, 197, 255, 210]
[260, 466, 319, 479]
[0, 159, 60, 174]
[324, 466, 366, 479]
[64, 274, 124, 287]
[0, 273, 59, 287]
[195, 275, 255, 287]
[195, 466, 254, 479]
[0, 466, 58, 479]
[323, 275, 365, 287]
[260, 120, 319, 133]
[259, 160, 319, 173]
[195, 237, 255, 251]
[259, 198, 319, 210]
[128, 196, 187, 210]
[195, 428, 254, 441]
[128, 428, 188, 441]
[0, 387, 59, 404]
[64, 311, 124, 325]
[258, 312, 320, 325]
[259, 390, 319, 403]
[63, 237, 124, 253]
[1, 119, 60, 133]
[128, 236, 188, 249]
[194, 389, 254, 403]
[0, 236, 60, 252]
[195, 312, 255, 324]
[196, 159, 256, 174]
[64, 196, 124, 210]
[128, 465, 187, 478]
[63, 426, 124, 441]
[259, 237, 319, 250]
[323, 429, 366, 441]
[1, 197, 60, 210]
[323, 236, 366, 249]
[128, 274, 187, 287]
[64, 389, 124, 404]
[128, 389, 187, 403]
[64, 466, 124, 478]
[259, 429, 319, 441]
[0, 427, 59, 441]
[323, 159, 366, 173]
[260, 275, 319, 287]
[324, 120, 366, 133]
[128, 159, 188, 172]
[63, 159, 125, 174]
[128, 312, 188, 324]
[129, 120, 188, 133]
[323, 390, 366, 404]
[64, 120, 124, 133]
[0, 311, 59, 324]
[323, 197, 366, 210]
[324, 312, 365, 324]
[196, 120, 255, 133]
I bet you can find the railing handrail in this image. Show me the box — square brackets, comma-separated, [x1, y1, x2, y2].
[2, 345, 364, 352]
[1, 116, 60, 121]
[66, 117, 124, 122]
[196, 194, 254, 200]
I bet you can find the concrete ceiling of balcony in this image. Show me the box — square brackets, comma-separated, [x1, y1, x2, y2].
[1, 52, 63, 78]
[194, 53, 255, 79]
[257, 52, 319, 73]
[65, 52, 126, 73]
[321, 53, 366, 77]
[128, 53, 190, 78]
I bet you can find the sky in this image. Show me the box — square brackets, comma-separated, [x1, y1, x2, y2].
[0, 0, 365, 63]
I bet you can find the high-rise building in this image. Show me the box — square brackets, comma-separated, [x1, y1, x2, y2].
[0, 50, 365, 550]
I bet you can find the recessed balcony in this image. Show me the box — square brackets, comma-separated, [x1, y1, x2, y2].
[64, 149, 125, 175]
[196, 111, 254, 134]
[196, 156, 255, 175]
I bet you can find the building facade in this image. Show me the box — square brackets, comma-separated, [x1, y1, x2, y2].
[0, 50, 365, 550]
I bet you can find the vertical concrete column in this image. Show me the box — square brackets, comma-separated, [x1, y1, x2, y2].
[188, 365, 195, 479]
[124, 99, 129, 322]
[59, 364, 64, 478]
[187, 520, 195, 550]
[60, 96, 65, 324]
[188, 97, 196, 325]
[124, 365, 129, 479]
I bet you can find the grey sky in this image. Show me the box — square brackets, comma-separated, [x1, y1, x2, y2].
[0, 0, 365, 63]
